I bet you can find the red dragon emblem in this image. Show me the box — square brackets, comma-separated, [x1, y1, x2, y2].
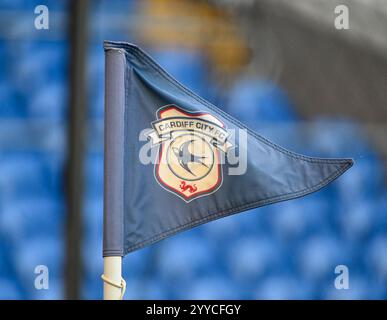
[179, 181, 197, 194]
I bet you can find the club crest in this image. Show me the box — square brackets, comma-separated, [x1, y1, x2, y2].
[146, 105, 233, 202]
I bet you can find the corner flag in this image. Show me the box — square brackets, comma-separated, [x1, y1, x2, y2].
[103, 41, 353, 257]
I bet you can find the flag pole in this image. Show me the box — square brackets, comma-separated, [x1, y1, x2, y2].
[102, 47, 127, 300]
[102, 256, 125, 300]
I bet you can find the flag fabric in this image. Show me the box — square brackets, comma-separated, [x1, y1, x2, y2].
[103, 41, 353, 257]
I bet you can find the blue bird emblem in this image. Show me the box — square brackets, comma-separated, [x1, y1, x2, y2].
[172, 139, 209, 176]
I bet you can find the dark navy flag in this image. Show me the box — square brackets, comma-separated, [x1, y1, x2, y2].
[103, 41, 353, 256]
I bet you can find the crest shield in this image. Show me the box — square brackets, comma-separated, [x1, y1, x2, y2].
[147, 105, 232, 202]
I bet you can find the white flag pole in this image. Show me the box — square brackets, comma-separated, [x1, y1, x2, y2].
[102, 256, 125, 300]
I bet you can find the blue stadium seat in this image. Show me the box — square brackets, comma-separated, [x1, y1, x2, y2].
[236, 207, 269, 235]
[270, 202, 308, 239]
[0, 278, 22, 299]
[0, 48, 6, 81]
[85, 154, 104, 197]
[255, 275, 313, 300]
[83, 237, 103, 279]
[13, 235, 63, 298]
[0, 0, 28, 10]
[0, 80, 25, 117]
[10, 41, 67, 98]
[89, 85, 104, 118]
[152, 49, 207, 96]
[134, 277, 166, 300]
[0, 197, 63, 242]
[323, 276, 383, 300]
[227, 236, 282, 282]
[227, 79, 297, 126]
[122, 247, 153, 281]
[123, 277, 168, 300]
[201, 214, 244, 242]
[338, 200, 375, 240]
[270, 198, 331, 240]
[30, 279, 64, 300]
[184, 276, 235, 300]
[0, 241, 13, 275]
[87, 46, 104, 118]
[82, 197, 103, 279]
[308, 119, 376, 157]
[27, 83, 67, 119]
[43, 153, 66, 196]
[297, 235, 345, 281]
[91, 0, 137, 14]
[0, 0, 68, 11]
[367, 235, 387, 282]
[83, 278, 103, 300]
[83, 199, 102, 267]
[0, 154, 49, 200]
[156, 234, 215, 282]
[336, 156, 383, 204]
[375, 193, 387, 230]
[84, 197, 103, 232]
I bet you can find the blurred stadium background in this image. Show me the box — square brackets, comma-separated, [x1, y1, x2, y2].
[0, 0, 387, 299]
